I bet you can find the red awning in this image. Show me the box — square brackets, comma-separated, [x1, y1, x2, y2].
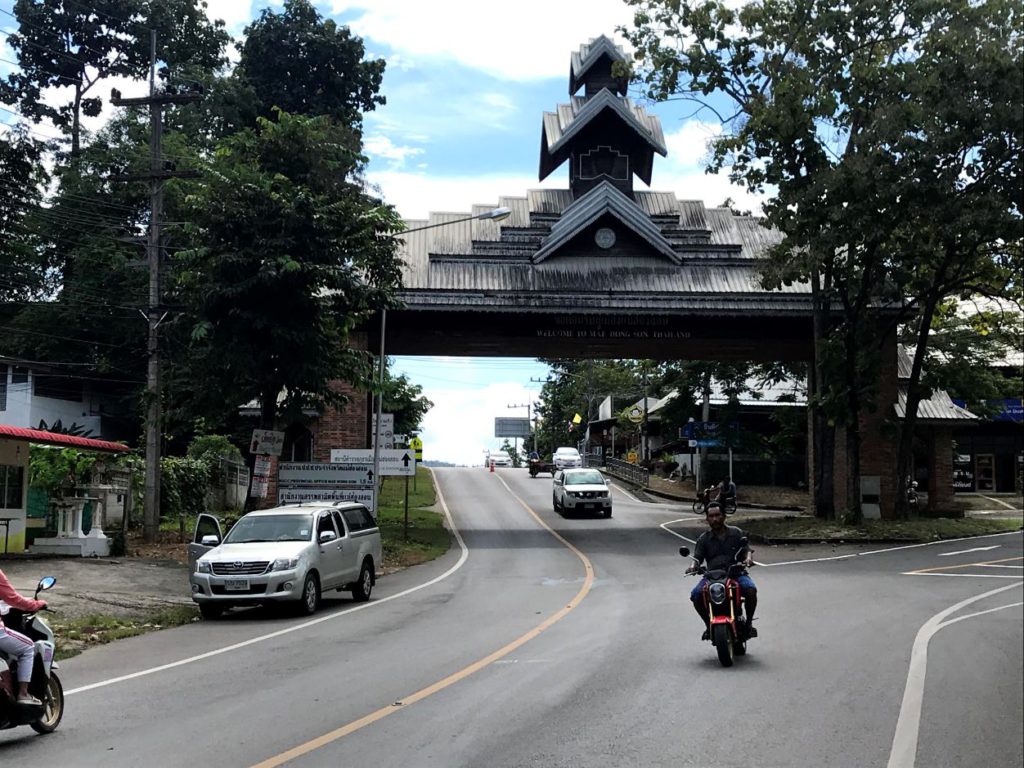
[0, 424, 131, 454]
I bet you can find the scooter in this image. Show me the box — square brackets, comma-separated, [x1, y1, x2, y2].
[680, 542, 753, 667]
[907, 481, 919, 511]
[0, 576, 64, 734]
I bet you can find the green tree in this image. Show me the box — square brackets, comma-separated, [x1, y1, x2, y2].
[623, 0, 1023, 519]
[1, 0, 227, 155]
[174, 110, 403, 448]
[381, 362, 434, 437]
[236, 0, 385, 133]
[0, 128, 48, 301]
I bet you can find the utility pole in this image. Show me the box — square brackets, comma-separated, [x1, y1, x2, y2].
[111, 31, 200, 543]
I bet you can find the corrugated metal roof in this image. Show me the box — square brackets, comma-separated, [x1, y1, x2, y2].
[403, 260, 807, 295]
[894, 388, 978, 421]
[636, 191, 682, 218]
[529, 189, 574, 215]
[544, 91, 667, 157]
[533, 181, 680, 264]
[0, 424, 130, 453]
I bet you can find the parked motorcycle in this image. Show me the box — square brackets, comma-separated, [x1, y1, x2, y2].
[0, 576, 64, 734]
[680, 542, 753, 667]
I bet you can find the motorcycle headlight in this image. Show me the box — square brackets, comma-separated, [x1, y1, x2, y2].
[709, 582, 728, 605]
[195, 560, 212, 574]
[271, 558, 299, 572]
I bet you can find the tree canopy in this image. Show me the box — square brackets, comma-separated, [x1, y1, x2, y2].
[623, 0, 1023, 518]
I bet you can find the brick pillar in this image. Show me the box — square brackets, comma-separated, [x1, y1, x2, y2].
[830, 332, 899, 519]
[860, 334, 899, 518]
[308, 332, 372, 462]
[928, 427, 955, 512]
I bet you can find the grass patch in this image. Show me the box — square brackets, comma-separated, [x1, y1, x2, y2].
[376, 466, 449, 570]
[742, 515, 1023, 543]
[51, 604, 199, 661]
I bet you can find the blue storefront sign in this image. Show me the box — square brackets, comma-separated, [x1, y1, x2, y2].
[952, 398, 1022, 422]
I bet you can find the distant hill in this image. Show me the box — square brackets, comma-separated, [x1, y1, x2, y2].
[422, 460, 462, 468]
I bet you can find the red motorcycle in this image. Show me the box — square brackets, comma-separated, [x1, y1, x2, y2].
[679, 542, 753, 667]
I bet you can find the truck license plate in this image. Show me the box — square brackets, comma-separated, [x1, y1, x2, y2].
[224, 578, 250, 591]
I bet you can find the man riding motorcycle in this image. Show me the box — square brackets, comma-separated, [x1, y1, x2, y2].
[686, 502, 757, 640]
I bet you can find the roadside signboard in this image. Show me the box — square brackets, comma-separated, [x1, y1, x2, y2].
[371, 413, 394, 447]
[328, 448, 416, 476]
[627, 450, 638, 464]
[279, 462, 375, 486]
[278, 486, 375, 507]
[626, 406, 643, 424]
[251, 476, 268, 498]
[250, 429, 285, 456]
[410, 436, 423, 461]
[494, 417, 531, 438]
[253, 455, 273, 477]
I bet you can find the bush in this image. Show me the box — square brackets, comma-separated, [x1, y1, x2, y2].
[161, 457, 212, 522]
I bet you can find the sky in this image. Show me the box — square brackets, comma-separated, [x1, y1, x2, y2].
[0, 0, 766, 467]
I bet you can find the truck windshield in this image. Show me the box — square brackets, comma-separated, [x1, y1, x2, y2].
[223, 514, 314, 543]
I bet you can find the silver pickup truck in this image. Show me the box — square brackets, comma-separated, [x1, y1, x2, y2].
[187, 502, 381, 619]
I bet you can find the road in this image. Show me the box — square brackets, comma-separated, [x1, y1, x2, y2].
[2, 467, 1021, 767]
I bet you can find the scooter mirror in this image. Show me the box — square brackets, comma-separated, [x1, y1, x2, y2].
[678, 546, 690, 558]
[37, 576, 56, 591]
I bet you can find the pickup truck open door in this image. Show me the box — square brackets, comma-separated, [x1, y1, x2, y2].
[186, 513, 223, 572]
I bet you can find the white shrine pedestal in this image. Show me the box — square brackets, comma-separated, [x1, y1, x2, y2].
[30, 493, 111, 557]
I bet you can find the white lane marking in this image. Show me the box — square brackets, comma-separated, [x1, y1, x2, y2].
[608, 481, 641, 503]
[660, 518, 696, 545]
[937, 602, 1023, 630]
[900, 572, 1024, 579]
[978, 564, 1024, 569]
[977, 494, 1020, 511]
[887, 581, 1024, 768]
[937, 546, 1001, 557]
[758, 531, 1022, 568]
[67, 469, 470, 697]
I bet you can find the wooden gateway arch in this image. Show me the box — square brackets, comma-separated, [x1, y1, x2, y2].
[308, 36, 962, 519]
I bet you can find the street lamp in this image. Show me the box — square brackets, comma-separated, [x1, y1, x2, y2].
[370, 206, 513, 513]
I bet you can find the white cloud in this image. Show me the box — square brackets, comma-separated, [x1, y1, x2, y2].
[363, 134, 425, 169]
[414, 380, 540, 466]
[331, 0, 633, 80]
[204, 0, 255, 34]
[367, 156, 766, 220]
[662, 120, 723, 168]
[366, 168, 565, 219]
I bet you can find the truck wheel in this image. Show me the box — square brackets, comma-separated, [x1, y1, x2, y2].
[351, 560, 374, 602]
[297, 572, 320, 615]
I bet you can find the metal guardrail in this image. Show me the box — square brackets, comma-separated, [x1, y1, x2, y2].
[603, 457, 650, 488]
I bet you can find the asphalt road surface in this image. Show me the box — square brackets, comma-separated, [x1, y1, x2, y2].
[2, 467, 1021, 768]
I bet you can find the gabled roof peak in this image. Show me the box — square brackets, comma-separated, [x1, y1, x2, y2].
[533, 181, 681, 264]
[569, 35, 629, 96]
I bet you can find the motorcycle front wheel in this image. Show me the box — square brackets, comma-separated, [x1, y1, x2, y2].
[30, 672, 64, 734]
[712, 625, 734, 667]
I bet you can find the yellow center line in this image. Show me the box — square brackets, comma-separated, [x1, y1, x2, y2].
[908, 556, 1024, 574]
[249, 472, 595, 768]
